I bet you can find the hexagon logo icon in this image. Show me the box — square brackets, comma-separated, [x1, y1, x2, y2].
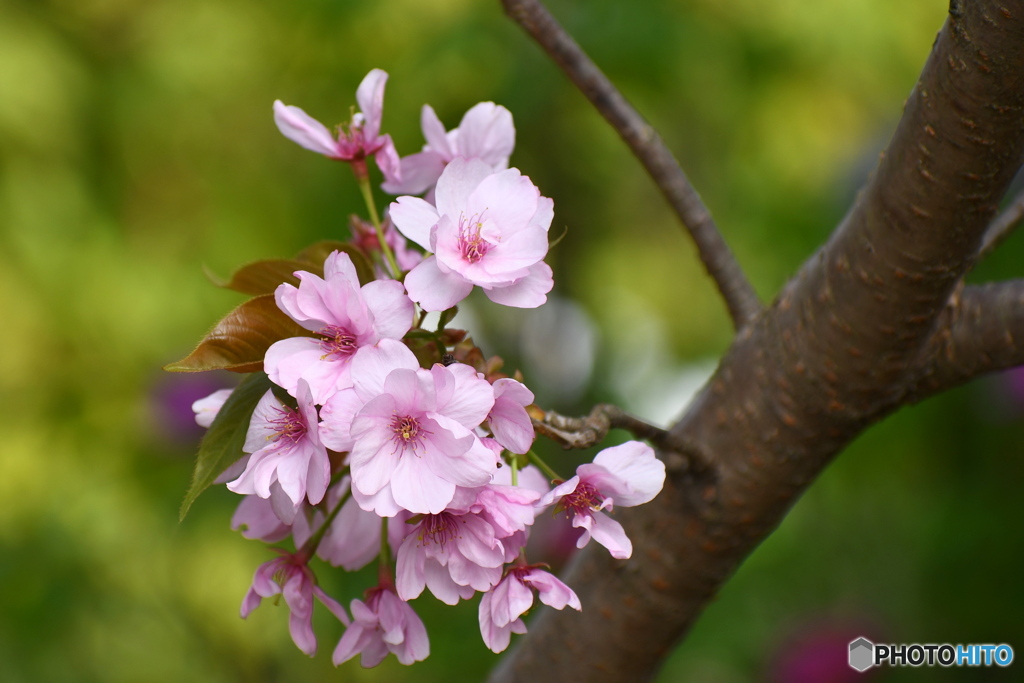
[848, 637, 874, 672]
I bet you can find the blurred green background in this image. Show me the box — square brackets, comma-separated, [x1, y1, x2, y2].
[2, 0, 1022, 680]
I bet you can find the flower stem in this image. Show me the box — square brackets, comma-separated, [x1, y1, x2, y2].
[355, 169, 400, 278]
[511, 454, 520, 487]
[297, 488, 351, 561]
[378, 516, 391, 575]
[527, 450, 562, 482]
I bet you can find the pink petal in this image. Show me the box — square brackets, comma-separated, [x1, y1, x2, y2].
[353, 482, 404, 517]
[323, 251, 361, 288]
[231, 495, 291, 542]
[481, 226, 549, 274]
[424, 558, 476, 605]
[395, 535, 427, 600]
[465, 168, 538, 237]
[489, 378, 536, 454]
[192, 388, 233, 428]
[242, 390, 286, 452]
[389, 195, 440, 251]
[433, 158, 493, 220]
[360, 279, 414, 339]
[588, 441, 666, 507]
[390, 452, 457, 514]
[483, 261, 553, 308]
[421, 104, 454, 160]
[580, 510, 632, 559]
[422, 417, 495, 488]
[349, 339, 419, 399]
[318, 387, 361, 451]
[381, 150, 446, 195]
[374, 135, 402, 187]
[432, 363, 494, 428]
[456, 102, 515, 167]
[404, 255, 474, 311]
[523, 568, 581, 611]
[273, 100, 339, 157]
[355, 69, 388, 142]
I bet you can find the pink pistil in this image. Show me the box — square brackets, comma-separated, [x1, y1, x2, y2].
[268, 407, 307, 446]
[318, 324, 358, 359]
[560, 480, 603, 515]
[458, 215, 491, 263]
[419, 512, 460, 549]
[390, 414, 428, 453]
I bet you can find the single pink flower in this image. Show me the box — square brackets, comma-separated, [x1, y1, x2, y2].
[382, 102, 515, 198]
[333, 585, 429, 667]
[241, 551, 348, 656]
[320, 340, 498, 515]
[390, 158, 554, 311]
[537, 441, 665, 559]
[226, 379, 331, 509]
[265, 250, 414, 404]
[274, 69, 400, 185]
[478, 565, 581, 653]
[395, 505, 507, 604]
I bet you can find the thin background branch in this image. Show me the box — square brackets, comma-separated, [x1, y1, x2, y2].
[501, 0, 761, 330]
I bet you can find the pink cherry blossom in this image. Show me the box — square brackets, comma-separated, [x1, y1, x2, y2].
[241, 551, 348, 656]
[192, 387, 233, 428]
[389, 158, 554, 311]
[274, 69, 400, 185]
[395, 502, 507, 604]
[333, 585, 429, 667]
[382, 102, 515, 198]
[265, 250, 414, 404]
[319, 340, 498, 515]
[537, 441, 665, 559]
[479, 565, 580, 653]
[226, 379, 331, 510]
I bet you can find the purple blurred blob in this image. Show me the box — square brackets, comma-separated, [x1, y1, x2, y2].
[149, 372, 236, 447]
[768, 618, 881, 683]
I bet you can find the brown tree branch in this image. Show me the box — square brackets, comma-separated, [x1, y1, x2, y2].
[500, 0, 761, 330]
[532, 403, 711, 473]
[908, 280, 1024, 402]
[491, 1, 1024, 681]
[977, 187, 1024, 261]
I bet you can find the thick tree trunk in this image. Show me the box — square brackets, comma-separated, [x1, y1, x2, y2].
[490, 1, 1024, 681]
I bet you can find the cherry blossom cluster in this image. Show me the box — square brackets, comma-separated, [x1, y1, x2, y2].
[191, 69, 666, 668]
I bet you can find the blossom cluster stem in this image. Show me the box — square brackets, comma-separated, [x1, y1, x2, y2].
[297, 488, 351, 562]
[377, 517, 392, 584]
[356, 171, 401, 278]
[526, 450, 561, 483]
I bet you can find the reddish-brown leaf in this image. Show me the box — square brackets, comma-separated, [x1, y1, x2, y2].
[164, 295, 312, 373]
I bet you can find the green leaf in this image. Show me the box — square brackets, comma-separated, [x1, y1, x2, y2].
[437, 305, 459, 331]
[164, 294, 312, 373]
[296, 241, 376, 286]
[207, 259, 309, 296]
[179, 372, 271, 521]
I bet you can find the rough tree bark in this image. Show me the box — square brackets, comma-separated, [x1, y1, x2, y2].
[490, 0, 1024, 681]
